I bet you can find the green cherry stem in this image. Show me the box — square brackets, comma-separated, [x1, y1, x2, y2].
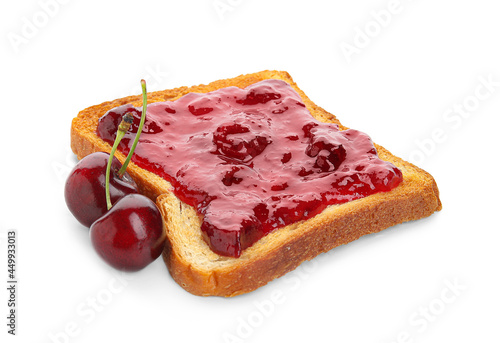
[118, 79, 148, 177]
[105, 79, 148, 210]
[105, 113, 134, 210]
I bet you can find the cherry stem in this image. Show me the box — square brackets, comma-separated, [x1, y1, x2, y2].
[118, 79, 148, 177]
[105, 113, 134, 210]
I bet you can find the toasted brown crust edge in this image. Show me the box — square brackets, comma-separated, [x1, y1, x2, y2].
[70, 70, 441, 297]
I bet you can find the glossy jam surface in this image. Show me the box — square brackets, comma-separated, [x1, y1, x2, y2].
[97, 80, 403, 257]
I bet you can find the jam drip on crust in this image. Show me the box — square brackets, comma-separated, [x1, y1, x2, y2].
[97, 80, 403, 257]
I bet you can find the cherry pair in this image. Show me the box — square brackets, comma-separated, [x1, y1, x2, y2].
[65, 80, 165, 271]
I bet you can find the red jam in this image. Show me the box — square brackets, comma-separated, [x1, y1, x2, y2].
[97, 80, 403, 257]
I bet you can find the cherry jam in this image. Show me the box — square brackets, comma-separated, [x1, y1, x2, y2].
[97, 80, 403, 257]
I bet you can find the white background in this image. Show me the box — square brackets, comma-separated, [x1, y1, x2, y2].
[2, 0, 499, 342]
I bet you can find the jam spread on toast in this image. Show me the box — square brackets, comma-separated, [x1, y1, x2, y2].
[97, 80, 403, 257]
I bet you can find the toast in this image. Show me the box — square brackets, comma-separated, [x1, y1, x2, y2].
[70, 70, 441, 296]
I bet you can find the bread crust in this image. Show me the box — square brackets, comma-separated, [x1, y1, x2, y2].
[70, 70, 441, 297]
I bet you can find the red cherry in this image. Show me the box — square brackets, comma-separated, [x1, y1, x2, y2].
[65, 152, 139, 227]
[90, 194, 166, 271]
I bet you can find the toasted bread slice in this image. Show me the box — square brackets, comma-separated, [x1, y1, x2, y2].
[70, 70, 441, 296]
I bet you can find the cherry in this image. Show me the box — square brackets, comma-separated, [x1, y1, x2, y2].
[65, 152, 138, 227]
[90, 194, 165, 271]
[66, 79, 166, 271]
